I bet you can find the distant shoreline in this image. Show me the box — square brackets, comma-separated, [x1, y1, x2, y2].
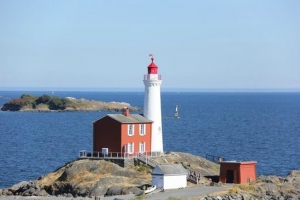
[1, 87, 300, 92]
[1, 94, 140, 112]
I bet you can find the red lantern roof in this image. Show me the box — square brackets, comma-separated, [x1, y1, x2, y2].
[147, 56, 158, 74]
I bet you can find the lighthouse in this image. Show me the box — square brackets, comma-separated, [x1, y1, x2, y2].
[143, 55, 163, 153]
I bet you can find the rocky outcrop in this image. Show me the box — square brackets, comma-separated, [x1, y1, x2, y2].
[201, 170, 300, 200]
[151, 152, 219, 177]
[201, 194, 256, 200]
[104, 186, 142, 196]
[1, 181, 48, 196]
[0, 152, 219, 198]
[7, 154, 299, 200]
[38, 159, 146, 197]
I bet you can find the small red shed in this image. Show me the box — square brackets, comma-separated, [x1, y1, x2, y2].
[93, 108, 153, 157]
[219, 161, 257, 184]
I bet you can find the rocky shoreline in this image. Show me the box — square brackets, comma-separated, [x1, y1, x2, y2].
[201, 171, 300, 200]
[0, 153, 299, 200]
[0, 152, 218, 198]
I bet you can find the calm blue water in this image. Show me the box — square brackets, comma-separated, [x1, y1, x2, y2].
[0, 91, 299, 188]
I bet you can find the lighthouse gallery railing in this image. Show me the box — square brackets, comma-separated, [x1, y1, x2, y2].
[144, 74, 161, 80]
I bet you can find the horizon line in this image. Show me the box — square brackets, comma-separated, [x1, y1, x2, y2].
[0, 87, 299, 92]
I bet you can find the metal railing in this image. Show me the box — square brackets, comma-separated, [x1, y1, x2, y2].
[187, 171, 201, 184]
[143, 74, 161, 81]
[79, 150, 163, 159]
[136, 155, 159, 168]
[206, 153, 226, 163]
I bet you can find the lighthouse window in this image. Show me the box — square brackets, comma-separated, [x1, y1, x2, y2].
[128, 142, 134, 154]
[128, 124, 134, 136]
[139, 124, 146, 135]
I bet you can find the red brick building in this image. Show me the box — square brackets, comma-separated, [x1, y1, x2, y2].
[93, 108, 153, 157]
[219, 161, 257, 184]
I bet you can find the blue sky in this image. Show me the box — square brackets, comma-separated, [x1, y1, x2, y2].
[0, 1, 299, 91]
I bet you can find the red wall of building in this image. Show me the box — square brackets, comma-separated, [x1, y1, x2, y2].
[121, 123, 152, 155]
[239, 163, 257, 183]
[93, 116, 121, 153]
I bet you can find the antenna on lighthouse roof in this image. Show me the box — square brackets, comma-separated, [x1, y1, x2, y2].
[149, 54, 154, 62]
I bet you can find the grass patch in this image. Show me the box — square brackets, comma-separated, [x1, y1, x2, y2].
[212, 165, 220, 173]
[228, 184, 255, 194]
[135, 164, 152, 174]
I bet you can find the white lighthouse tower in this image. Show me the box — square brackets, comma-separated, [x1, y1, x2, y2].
[143, 54, 163, 153]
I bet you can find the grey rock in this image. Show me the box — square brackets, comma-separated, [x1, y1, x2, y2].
[241, 194, 249, 200]
[64, 193, 73, 197]
[3, 189, 13, 196]
[281, 182, 294, 191]
[120, 186, 142, 195]
[105, 186, 123, 196]
[111, 169, 139, 178]
[58, 160, 121, 182]
[105, 186, 141, 196]
[287, 170, 300, 178]
[285, 171, 300, 190]
[42, 176, 128, 197]
[3, 180, 44, 196]
[97, 177, 128, 185]
[58, 162, 90, 181]
[74, 185, 90, 197]
[131, 179, 150, 185]
[9, 181, 30, 193]
[263, 182, 279, 197]
[89, 181, 109, 197]
[22, 187, 35, 196]
[33, 189, 49, 196]
[216, 196, 222, 200]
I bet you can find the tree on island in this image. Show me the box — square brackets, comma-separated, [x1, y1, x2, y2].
[1, 94, 71, 111]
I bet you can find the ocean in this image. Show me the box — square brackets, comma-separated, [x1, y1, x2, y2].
[0, 91, 299, 188]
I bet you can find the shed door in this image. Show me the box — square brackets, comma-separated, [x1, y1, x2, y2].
[226, 170, 234, 183]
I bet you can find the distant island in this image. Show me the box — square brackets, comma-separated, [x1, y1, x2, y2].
[0, 94, 140, 112]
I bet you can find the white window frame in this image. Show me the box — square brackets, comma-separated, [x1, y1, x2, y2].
[139, 142, 145, 153]
[128, 142, 134, 154]
[139, 124, 146, 136]
[128, 124, 134, 136]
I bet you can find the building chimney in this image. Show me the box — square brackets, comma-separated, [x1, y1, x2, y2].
[122, 107, 130, 117]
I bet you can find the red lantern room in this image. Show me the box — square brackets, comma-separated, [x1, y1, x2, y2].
[148, 55, 158, 74]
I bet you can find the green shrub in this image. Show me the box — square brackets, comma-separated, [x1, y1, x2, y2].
[35, 94, 52, 105]
[49, 96, 65, 110]
[136, 164, 151, 174]
[21, 94, 38, 100]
